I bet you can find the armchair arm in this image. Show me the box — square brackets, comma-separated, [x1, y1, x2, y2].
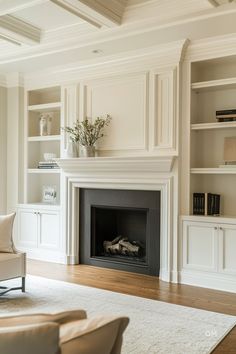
[0, 322, 59, 354]
[0, 310, 87, 328]
[60, 316, 129, 354]
[12, 244, 25, 255]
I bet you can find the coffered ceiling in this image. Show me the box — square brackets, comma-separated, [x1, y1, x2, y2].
[0, 0, 236, 74]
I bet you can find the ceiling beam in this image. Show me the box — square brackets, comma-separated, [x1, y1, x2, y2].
[0, 0, 47, 16]
[208, 0, 234, 6]
[207, 0, 220, 6]
[50, 0, 127, 28]
[0, 34, 22, 46]
[79, 0, 127, 25]
[0, 15, 41, 45]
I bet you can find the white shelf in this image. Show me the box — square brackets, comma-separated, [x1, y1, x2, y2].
[18, 203, 61, 210]
[28, 135, 61, 142]
[56, 156, 176, 174]
[191, 122, 236, 130]
[191, 77, 236, 92]
[181, 215, 236, 224]
[191, 168, 236, 174]
[28, 102, 61, 112]
[27, 168, 60, 174]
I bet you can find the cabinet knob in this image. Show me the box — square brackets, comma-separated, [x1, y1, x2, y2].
[214, 227, 217, 230]
[219, 227, 223, 230]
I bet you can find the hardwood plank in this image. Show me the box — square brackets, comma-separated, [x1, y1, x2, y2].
[27, 260, 236, 353]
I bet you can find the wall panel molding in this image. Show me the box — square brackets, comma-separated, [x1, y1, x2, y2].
[83, 72, 149, 155]
[150, 67, 177, 155]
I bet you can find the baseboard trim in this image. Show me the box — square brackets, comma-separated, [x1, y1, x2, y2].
[159, 269, 171, 282]
[17, 247, 66, 264]
[170, 270, 179, 283]
[65, 255, 79, 264]
[180, 270, 236, 293]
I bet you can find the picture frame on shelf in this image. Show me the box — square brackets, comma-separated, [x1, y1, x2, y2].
[42, 185, 57, 204]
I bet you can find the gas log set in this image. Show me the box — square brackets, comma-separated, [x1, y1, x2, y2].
[103, 236, 144, 257]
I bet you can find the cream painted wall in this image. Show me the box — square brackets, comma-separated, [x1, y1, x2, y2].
[7, 86, 24, 213]
[0, 86, 7, 214]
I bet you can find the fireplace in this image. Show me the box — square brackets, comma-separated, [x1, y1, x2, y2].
[79, 188, 160, 275]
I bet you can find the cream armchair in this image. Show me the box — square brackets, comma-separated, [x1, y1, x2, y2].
[0, 213, 26, 295]
[0, 310, 129, 354]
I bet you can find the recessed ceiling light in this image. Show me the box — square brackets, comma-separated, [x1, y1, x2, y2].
[92, 49, 103, 54]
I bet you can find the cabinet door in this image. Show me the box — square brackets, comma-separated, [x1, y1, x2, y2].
[218, 224, 236, 275]
[38, 211, 60, 250]
[182, 221, 218, 272]
[18, 209, 38, 247]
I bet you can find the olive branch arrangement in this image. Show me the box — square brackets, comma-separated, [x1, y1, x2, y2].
[62, 115, 112, 146]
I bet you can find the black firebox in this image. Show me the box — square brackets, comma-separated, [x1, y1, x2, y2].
[79, 189, 160, 276]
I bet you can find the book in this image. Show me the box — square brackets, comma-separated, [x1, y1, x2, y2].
[216, 109, 236, 115]
[193, 193, 221, 216]
[38, 161, 58, 165]
[38, 166, 59, 169]
[219, 164, 236, 168]
[193, 193, 205, 215]
[216, 114, 236, 119]
[216, 117, 236, 122]
[38, 161, 59, 169]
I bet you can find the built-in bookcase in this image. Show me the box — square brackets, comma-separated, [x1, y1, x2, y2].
[16, 86, 63, 263]
[190, 55, 236, 218]
[180, 54, 236, 293]
[25, 86, 61, 205]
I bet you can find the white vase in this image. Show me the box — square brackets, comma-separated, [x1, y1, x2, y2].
[47, 114, 53, 135]
[39, 116, 47, 136]
[65, 141, 78, 158]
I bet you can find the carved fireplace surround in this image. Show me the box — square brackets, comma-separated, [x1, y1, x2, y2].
[57, 155, 175, 282]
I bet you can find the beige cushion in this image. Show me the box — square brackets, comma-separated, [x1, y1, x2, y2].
[0, 252, 25, 281]
[0, 213, 15, 253]
[0, 322, 59, 354]
[60, 316, 129, 354]
[0, 310, 87, 328]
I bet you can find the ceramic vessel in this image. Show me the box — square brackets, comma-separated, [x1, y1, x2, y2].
[65, 142, 78, 158]
[80, 146, 95, 157]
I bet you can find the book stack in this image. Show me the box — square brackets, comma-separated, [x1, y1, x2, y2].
[216, 109, 236, 122]
[193, 193, 221, 216]
[38, 161, 59, 169]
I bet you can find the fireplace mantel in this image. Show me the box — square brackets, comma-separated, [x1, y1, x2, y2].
[56, 156, 175, 174]
[57, 154, 176, 283]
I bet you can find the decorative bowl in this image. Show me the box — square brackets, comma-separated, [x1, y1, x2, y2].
[44, 153, 57, 161]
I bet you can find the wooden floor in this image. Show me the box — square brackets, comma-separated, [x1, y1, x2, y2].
[27, 260, 236, 354]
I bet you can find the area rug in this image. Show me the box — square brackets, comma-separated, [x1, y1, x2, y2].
[0, 276, 235, 354]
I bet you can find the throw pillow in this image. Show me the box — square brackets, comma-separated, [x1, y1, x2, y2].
[0, 213, 16, 253]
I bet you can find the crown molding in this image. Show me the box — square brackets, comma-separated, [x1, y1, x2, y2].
[185, 32, 236, 62]
[0, 1, 236, 65]
[24, 39, 188, 88]
[0, 15, 41, 45]
[6, 72, 24, 87]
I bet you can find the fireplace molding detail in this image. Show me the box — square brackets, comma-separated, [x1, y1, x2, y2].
[58, 156, 176, 283]
[57, 156, 175, 174]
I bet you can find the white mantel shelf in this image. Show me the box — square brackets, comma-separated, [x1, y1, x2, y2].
[56, 156, 175, 174]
